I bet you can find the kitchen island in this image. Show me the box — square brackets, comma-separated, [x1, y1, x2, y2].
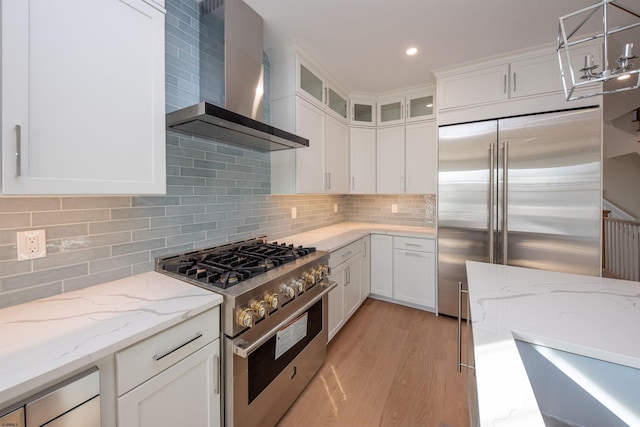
[466, 261, 640, 426]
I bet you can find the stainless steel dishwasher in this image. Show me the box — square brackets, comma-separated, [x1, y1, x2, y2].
[0, 367, 100, 427]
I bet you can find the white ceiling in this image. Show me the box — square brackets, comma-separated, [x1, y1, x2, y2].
[243, 0, 635, 95]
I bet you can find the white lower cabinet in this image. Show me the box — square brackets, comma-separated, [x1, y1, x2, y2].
[327, 239, 367, 341]
[115, 308, 221, 427]
[393, 237, 436, 310]
[117, 342, 220, 427]
[370, 234, 393, 298]
[370, 235, 436, 312]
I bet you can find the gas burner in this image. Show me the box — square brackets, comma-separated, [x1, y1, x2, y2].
[158, 238, 317, 289]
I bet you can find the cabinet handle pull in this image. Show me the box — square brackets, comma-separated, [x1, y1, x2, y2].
[346, 266, 350, 285]
[457, 283, 474, 373]
[328, 173, 331, 190]
[404, 243, 421, 247]
[404, 252, 423, 257]
[352, 105, 355, 121]
[15, 125, 21, 177]
[513, 72, 517, 92]
[214, 354, 220, 395]
[400, 176, 405, 191]
[362, 241, 367, 257]
[352, 176, 355, 191]
[503, 75, 507, 94]
[153, 332, 203, 361]
[342, 250, 353, 258]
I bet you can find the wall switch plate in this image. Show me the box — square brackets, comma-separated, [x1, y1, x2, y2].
[291, 207, 297, 219]
[334, 204, 338, 213]
[391, 204, 398, 213]
[17, 229, 47, 261]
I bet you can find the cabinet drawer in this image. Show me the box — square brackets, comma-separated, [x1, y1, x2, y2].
[329, 240, 362, 269]
[393, 236, 435, 252]
[116, 307, 219, 396]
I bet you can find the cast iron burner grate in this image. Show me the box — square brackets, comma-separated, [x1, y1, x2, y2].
[160, 241, 316, 289]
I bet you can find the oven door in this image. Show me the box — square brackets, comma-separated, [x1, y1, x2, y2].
[225, 281, 336, 427]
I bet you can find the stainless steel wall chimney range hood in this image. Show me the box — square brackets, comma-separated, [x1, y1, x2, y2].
[166, 0, 309, 151]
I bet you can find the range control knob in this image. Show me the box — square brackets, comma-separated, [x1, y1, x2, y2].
[265, 293, 280, 311]
[295, 278, 306, 294]
[281, 283, 296, 299]
[318, 265, 329, 280]
[237, 308, 255, 328]
[251, 300, 269, 319]
[303, 272, 316, 286]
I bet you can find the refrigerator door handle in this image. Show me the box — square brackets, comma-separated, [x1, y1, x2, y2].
[489, 142, 496, 264]
[502, 141, 509, 265]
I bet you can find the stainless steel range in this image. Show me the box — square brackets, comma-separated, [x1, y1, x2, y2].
[156, 237, 335, 427]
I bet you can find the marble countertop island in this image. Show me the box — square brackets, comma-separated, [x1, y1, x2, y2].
[275, 222, 435, 252]
[466, 261, 640, 426]
[0, 271, 221, 408]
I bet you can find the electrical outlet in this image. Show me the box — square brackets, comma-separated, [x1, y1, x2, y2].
[391, 204, 398, 213]
[17, 229, 47, 261]
[334, 204, 338, 213]
[291, 207, 297, 219]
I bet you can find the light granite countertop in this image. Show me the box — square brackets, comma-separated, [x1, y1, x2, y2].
[275, 222, 435, 252]
[466, 261, 640, 426]
[0, 271, 221, 408]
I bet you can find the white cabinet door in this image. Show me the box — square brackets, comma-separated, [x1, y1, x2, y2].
[509, 53, 563, 99]
[295, 98, 326, 193]
[376, 126, 405, 194]
[1, 0, 166, 195]
[297, 57, 325, 109]
[327, 263, 346, 342]
[344, 255, 363, 319]
[393, 249, 436, 310]
[325, 115, 349, 194]
[350, 97, 376, 126]
[361, 236, 371, 300]
[326, 85, 349, 122]
[370, 234, 393, 298]
[405, 121, 437, 194]
[349, 127, 376, 194]
[437, 64, 509, 110]
[117, 340, 221, 427]
[377, 95, 405, 127]
[405, 90, 435, 123]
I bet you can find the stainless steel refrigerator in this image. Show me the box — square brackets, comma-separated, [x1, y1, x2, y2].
[437, 107, 602, 317]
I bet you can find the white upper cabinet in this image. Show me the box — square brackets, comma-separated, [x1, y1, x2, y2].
[294, 98, 326, 194]
[405, 121, 437, 194]
[295, 55, 348, 122]
[1, 0, 166, 195]
[436, 43, 601, 113]
[271, 96, 349, 194]
[376, 121, 436, 195]
[437, 64, 510, 110]
[377, 88, 435, 127]
[350, 96, 376, 126]
[325, 115, 349, 194]
[349, 127, 376, 194]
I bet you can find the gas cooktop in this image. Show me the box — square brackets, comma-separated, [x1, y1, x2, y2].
[157, 237, 316, 289]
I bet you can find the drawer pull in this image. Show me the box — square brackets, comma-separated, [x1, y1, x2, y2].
[404, 243, 422, 247]
[342, 250, 353, 258]
[153, 332, 203, 361]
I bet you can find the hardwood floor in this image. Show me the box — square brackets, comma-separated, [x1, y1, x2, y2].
[277, 298, 470, 427]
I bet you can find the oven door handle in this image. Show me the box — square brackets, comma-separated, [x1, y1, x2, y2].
[233, 280, 337, 358]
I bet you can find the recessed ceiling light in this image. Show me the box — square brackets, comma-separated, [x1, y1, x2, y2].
[406, 47, 418, 56]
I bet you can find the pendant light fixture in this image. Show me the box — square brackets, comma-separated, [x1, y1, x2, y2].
[557, 0, 640, 101]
